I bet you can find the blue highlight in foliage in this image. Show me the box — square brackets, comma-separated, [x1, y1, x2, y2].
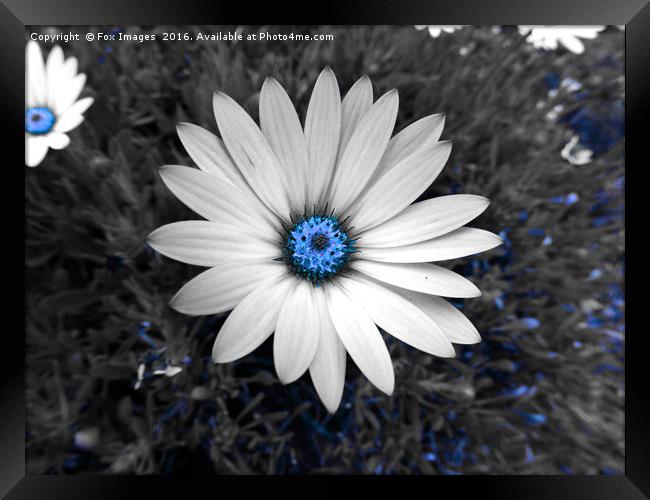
[561, 100, 624, 155]
[138, 321, 159, 348]
[544, 71, 560, 90]
[513, 410, 547, 426]
[525, 445, 536, 463]
[520, 317, 540, 330]
[550, 192, 579, 205]
[589, 268, 603, 280]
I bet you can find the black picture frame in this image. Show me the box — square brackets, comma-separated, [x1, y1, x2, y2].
[4, 0, 648, 497]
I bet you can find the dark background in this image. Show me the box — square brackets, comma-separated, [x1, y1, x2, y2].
[25, 25, 624, 475]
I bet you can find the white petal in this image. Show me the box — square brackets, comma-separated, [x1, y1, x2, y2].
[25, 135, 49, 167]
[351, 260, 481, 298]
[560, 35, 585, 54]
[567, 27, 604, 39]
[309, 291, 347, 413]
[349, 140, 452, 231]
[338, 75, 373, 162]
[169, 261, 287, 316]
[146, 221, 280, 267]
[212, 277, 293, 362]
[359, 228, 503, 263]
[274, 281, 320, 384]
[53, 97, 93, 133]
[326, 284, 394, 395]
[54, 113, 84, 133]
[52, 74, 86, 115]
[358, 194, 490, 248]
[46, 132, 70, 150]
[260, 77, 309, 211]
[26, 41, 46, 106]
[375, 113, 445, 177]
[544, 36, 559, 50]
[157, 165, 278, 239]
[212, 92, 291, 219]
[304, 67, 342, 205]
[392, 286, 481, 344]
[45, 46, 65, 110]
[176, 122, 240, 186]
[341, 275, 455, 357]
[62, 57, 78, 79]
[327, 89, 399, 213]
[153, 366, 183, 377]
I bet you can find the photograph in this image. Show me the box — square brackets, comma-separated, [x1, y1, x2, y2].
[21, 24, 627, 477]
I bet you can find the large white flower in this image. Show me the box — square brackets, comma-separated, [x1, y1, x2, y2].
[25, 41, 94, 167]
[518, 26, 605, 54]
[415, 25, 465, 38]
[147, 68, 501, 413]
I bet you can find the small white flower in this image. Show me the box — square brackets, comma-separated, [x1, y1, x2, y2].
[415, 25, 465, 38]
[147, 68, 501, 413]
[561, 135, 593, 165]
[134, 362, 182, 389]
[546, 104, 565, 122]
[25, 41, 94, 167]
[74, 427, 100, 450]
[152, 365, 183, 377]
[518, 26, 605, 54]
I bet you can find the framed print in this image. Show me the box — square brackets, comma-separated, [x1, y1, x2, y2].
[2, 0, 648, 497]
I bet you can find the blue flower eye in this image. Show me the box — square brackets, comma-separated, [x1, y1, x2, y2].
[285, 215, 355, 285]
[25, 106, 56, 135]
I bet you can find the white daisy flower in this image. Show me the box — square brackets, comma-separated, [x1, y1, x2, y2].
[147, 68, 501, 413]
[25, 41, 94, 167]
[518, 26, 605, 54]
[415, 25, 465, 38]
[561, 135, 593, 165]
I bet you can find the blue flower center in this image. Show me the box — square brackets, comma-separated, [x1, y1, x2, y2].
[25, 107, 56, 135]
[285, 215, 354, 284]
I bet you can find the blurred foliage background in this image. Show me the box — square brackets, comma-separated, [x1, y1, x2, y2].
[25, 25, 624, 474]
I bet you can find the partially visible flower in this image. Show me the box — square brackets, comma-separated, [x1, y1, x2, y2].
[25, 41, 93, 167]
[518, 26, 605, 54]
[415, 25, 465, 38]
[561, 135, 593, 165]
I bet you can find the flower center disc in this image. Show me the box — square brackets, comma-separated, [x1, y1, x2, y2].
[25, 106, 56, 135]
[285, 215, 354, 285]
